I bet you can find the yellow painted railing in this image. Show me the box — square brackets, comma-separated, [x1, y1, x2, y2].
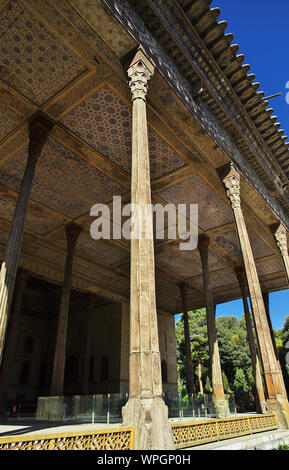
[0, 426, 135, 450]
[0, 415, 278, 450]
[171, 414, 278, 449]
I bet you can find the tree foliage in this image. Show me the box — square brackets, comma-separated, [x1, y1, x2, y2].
[175, 309, 289, 411]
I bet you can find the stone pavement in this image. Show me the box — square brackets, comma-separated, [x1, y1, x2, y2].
[189, 429, 289, 450]
[0, 420, 123, 437]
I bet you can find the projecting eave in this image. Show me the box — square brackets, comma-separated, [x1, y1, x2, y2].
[178, 0, 289, 206]
[126, 0, 289, 217]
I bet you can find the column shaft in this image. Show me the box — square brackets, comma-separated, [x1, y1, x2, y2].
[122, 48, 174, 450]
[179, 283, 195, 395]
[0, 269, 29, 416]
[198, 235, 229, 417]
[235, 267, 266, 413]
[50, 223, 82, 396]
[0, 116, 52, 364]
[198, 360, 204, 396]
[220, 164, 289, 427]
[263, 291, 288, 399]
[81, 293, 94, 395]
[271, 223, 289, 282]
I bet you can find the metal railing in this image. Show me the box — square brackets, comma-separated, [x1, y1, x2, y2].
[0, 426, 135, 450]
[171, 413, 278, 449]
[0, 414, 278, 450]
[8, 392, 235, 423]
[163, 392, 236, 419]
[36, 394, 128, 423]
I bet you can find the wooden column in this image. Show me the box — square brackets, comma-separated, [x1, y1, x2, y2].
[122, 48, 174, 450]
[50, 223, 82, 396]
[0, 268, 30, 417]
[262, 290, 288, 399]
[235, 267, 267, 413]
[219, 163, 289, 427]
[268, 225, 289, 398]
[271, 223, 289, 283]
[198, 234, 229, 417]
[81, 293, 94, 395]
[197, 360, 204, 396]
[179, 283, 195, 395]
[0, 115, 52, 365]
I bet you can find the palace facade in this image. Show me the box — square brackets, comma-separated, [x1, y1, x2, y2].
[0, 0, 289, 449]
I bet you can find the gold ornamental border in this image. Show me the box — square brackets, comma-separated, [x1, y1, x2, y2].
[0, 425, 135, 451]
[171, 413, 278, 449]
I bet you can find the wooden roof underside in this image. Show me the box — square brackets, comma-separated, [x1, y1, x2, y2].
[0, 0, 288, 316]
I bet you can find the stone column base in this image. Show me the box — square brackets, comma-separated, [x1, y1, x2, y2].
[122, 396, 175, 450]
[266, 396, 289, 429]
[214, 397, 231, 419]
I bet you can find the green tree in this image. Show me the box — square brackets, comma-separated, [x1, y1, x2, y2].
[233, 368, 250, 411]
[175, 309, 285, 412]
[175, 309, 209, 395]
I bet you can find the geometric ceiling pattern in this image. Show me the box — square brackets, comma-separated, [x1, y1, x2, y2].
[156, 174, 234, 231]
[0, 0, 87, 106]
[75, 234, 129, 266]
[0, 101, 24, 142]
[0, 192, 66, 236]
[0, 0, 286, 314]
[215, 228, 274, 261]
[156, 244, 229, 280]
[60, 84, 187, 179]
[0, 137, 127, 218]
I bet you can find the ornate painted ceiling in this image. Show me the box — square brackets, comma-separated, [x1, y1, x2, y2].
[0, 0, 287, 315]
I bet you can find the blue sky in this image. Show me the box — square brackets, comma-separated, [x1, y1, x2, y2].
[216, 290, 289, 330]
[211, 0, 289, 138]
[210, 1, 289, 329]
[175, 288, 289, 331]
[176, 1, 289, 331]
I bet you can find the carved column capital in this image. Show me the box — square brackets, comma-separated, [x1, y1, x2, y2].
[127, 48, 155, 101]
[28, 113, 54, 162]
[198, 234, 210, 254]
[65, 223, 82, 254]
[178, 281, 187, 299]
[234, 265, 245, 282]
[218, 164, 241, 209]
[270, 223, 288, 258]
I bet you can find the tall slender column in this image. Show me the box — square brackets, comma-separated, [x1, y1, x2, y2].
[197, 360, 204, 396]
[270, 223, 289, 283]
[235, 267, 267, 413]
[219, 163, 289, 427]
[122, 48, 174, 450]
[262, 290, 288, 398]
[50, 223, 82, 396]
[198, 234, 229, 418]
[81, 293, 94, 395]
[268, 226, 289, 398]
[179, 283, 195, 395]
[0, 268, 30, 417]
[120, 302, 130, 394]
[0, 115, 53, 365]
